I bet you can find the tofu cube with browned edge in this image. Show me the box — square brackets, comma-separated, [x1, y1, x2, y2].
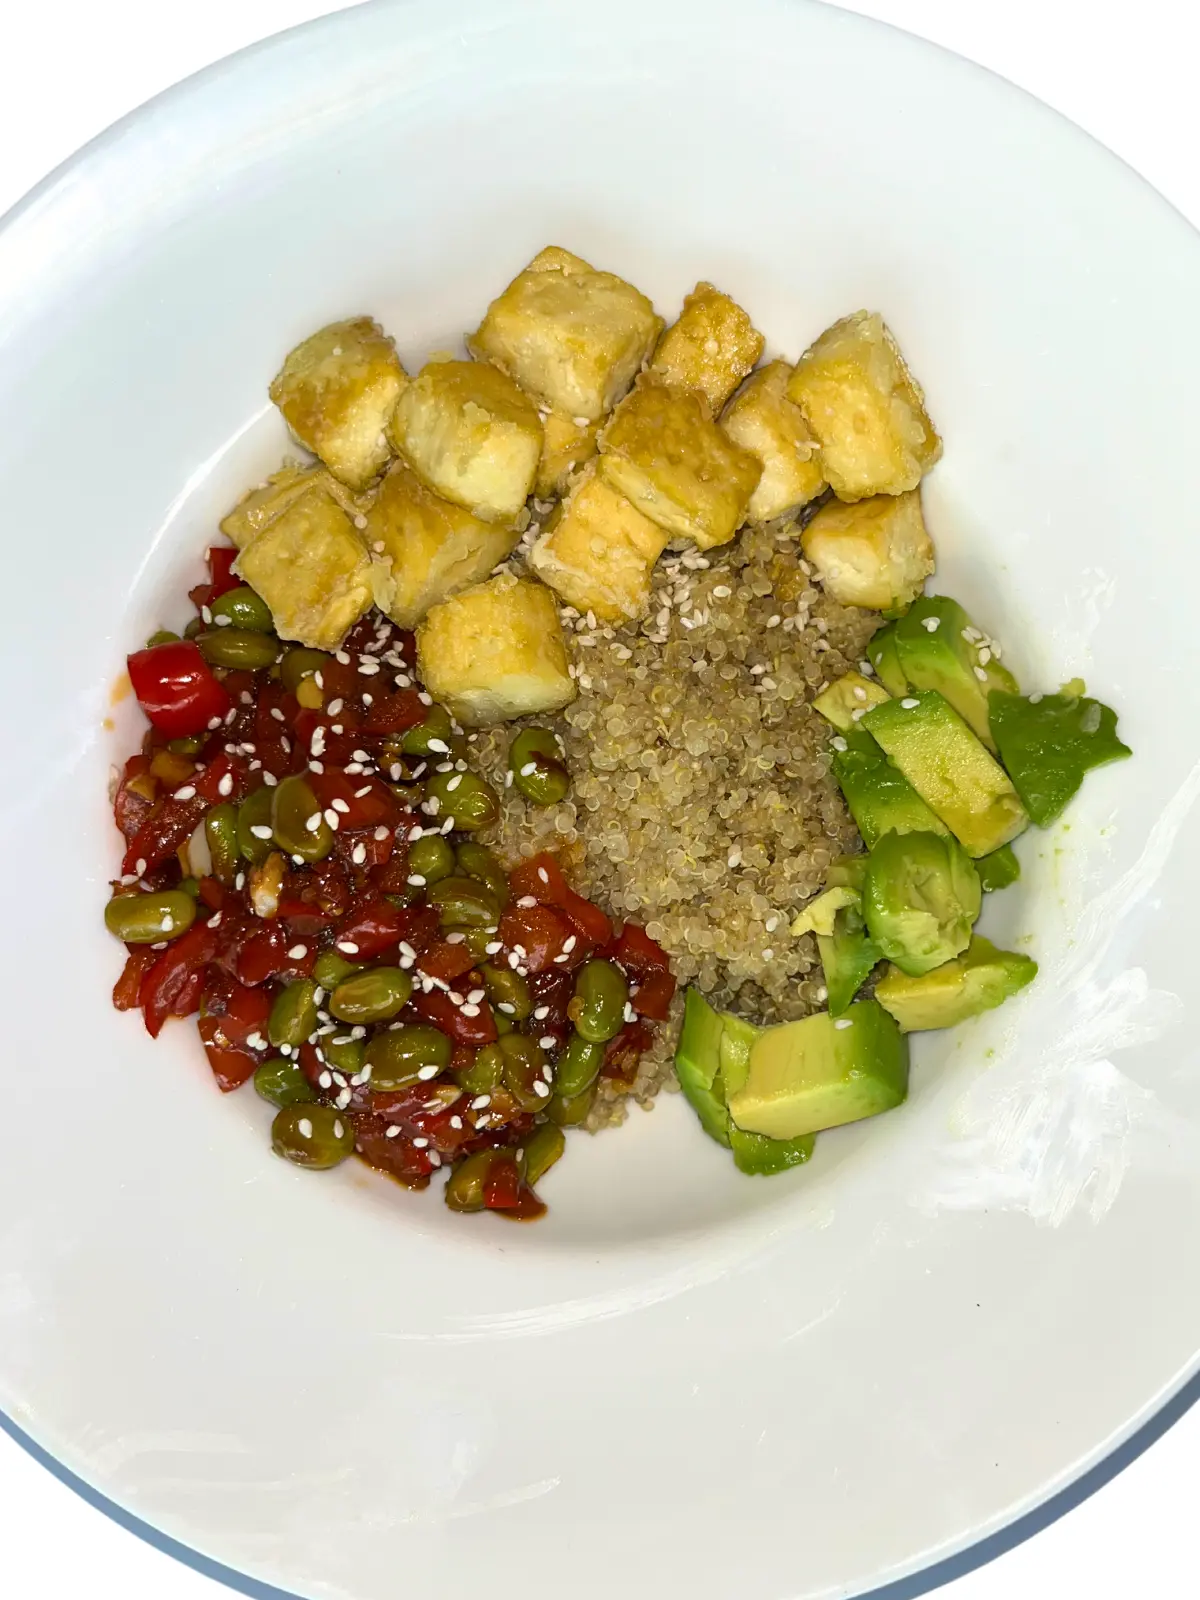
[220, 465, 363, 550]
[389, 359, 543, 525]
[469, 246, 663, 423]
[269, 318, 408, 491]
[650, 281, 764, 411]
[529, 466, 669, 623]
[416, 573, 576, 726]
[786, 311, 941, 501]
[235, 483, 374, 649]
[720, 360, 826, 522]
[535, 411, 600, 500]
[365, 462, 521, 629]
[801, 489, 933, 612]
[597, 380, 761, 549]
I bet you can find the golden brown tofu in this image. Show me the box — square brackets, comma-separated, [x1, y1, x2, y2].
[269, 318, 408, 491]
[416, 574, 576, 727]
[529, 466, 669, 623]
[596, 379, 761, 549]
[535, 410, 600, 500]
[786, 311, 941, 501]
[468, 247, 662, 422]
[365, 462, 521, 629]
[800, 489, 934, 611]
[235, 484, 374, 649]
[388, 359, 543, 525]
[219, 465, 363, 550]
[650, 281, 764, 411]
[720, 359, 826, 522]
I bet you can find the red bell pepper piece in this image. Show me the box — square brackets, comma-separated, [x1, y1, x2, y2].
[113, 947, 158, 1010]
[497, 902, 579, 974]
[600, 1020, 653, 1084]
[206, 545, 241, 600]
[629, 967, 676, 1021]
[139, 919, 219, 1038]
[335, 897, 419, 960]
[509, 852, 612, 946]
[308, 769, 401, 832]
[127, 640, 232, 739]
[360, 688, 426, 737]
[419, 941, 479, 984]
[353, 1113, 434, 1189]
[197, 978, 272, 1091]
[113, 754, 155, 843]
[409, 986, 497, 1046]
[235, 924, 316, 986]
[121, 793, 206, 877]
[610, 921, 671, 975]
[483, 1154, 523, 1211]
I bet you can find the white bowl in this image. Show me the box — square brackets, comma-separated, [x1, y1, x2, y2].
[2, 1, 1198, 1595]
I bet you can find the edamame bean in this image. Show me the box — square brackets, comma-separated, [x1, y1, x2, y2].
[499, 1034, 551, 1113]
[462, 924, 501, 960]
[183, 616, 203, 639]
[271, 1105, 355, 1170]
[508, 726, 570, 807]
[321, 1034, 365, 1077]
[268, 979, 319, 1050]
[400, 703, 456, 757]
[146, 628, 180, 647]
[329, 968, 413, 1024]
[427, 876, 503, 928]
[546, 1084, 596, 1127]
[454, 841, 510, 907]
[196, 628, 280, 671]
[271, 774, 333, 862]
[365, 1025, 452, 1090]
[425, 771, 499, 832]
[280, 646, 332, 695]
[522, 1123, 566, 1186]
[236, 786, 276, 864]
[407, 834, 456, 886]
[554, 1030, 605, 1099]
[178, 877, 201, 901]
[444, 1149, 503, 1213]
[209, 585, 274, 633]
[479, 963, 531, 1022]
[570, 959, 628, 1043]
[104, 888, 197, 944]
[455, 1044, 505, 1093]
[205, 802, 240, 884]
[166, 734, 205, 756]
[312, 950, 363, 991]
[254, 1058, 318, 1109]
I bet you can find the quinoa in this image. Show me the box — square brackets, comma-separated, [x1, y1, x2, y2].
[474, 511, 878, 1129]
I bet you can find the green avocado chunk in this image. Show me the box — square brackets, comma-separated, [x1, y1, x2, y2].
[727, 1000, 908, 1141]
[865, 622, 909, 697]
[813, 671, 891, 733]
[818, 909, 881, 1016]
[675, 988, 732, 1146]
[894, 597, 1018, 750]
[832, 741, 950, 849]
[874, 935, 1037, 1032]
[730, 1127, 816, 1175]
[988, 690, 1132, 826]
[863, 829, 981, 976]
[977, 843, 1020, 892]
[862, 690, 1028, 857]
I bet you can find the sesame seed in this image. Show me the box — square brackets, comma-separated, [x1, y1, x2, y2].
[374, 825, 391, 841]
[766, 915, 779, 932]
[417, 1064, 440, 1080]
[900, 697, 920, 709]
[1029, 692, 1044, 704]
[834, 1018, 853, 1030]
[173, 784, 196, 800]
[337, 940, 360, 955]
[305, 812, 322, 833]
[352, 843, 367, 865]
[977, 646, 991, 666]
[249, 823, 273, 839]
[533, 1081, 550, 1098]
[467, 989, 485, 1005]
[217, 773, 234, 797]
[318, 1071, 333, 1088]
[297, 1118, 313, 1139]
[538, 1035, 556, 1050]
[412, 1136, 429, 1149]
[427, 738, 450, 754]
[287, 944, 308, 959]
[407, 874, 426, 887]
[235, 872, 246, 890]
[562, 935, 577, 952]
[762, 948, 774, 961]
[973, 667, 988, 681]
[385, 1125, 400, 1139]
[450, 1116, 463, 1129]
[461, 1004, 481, 1018]
[324, 809, 340, 830]
[485, 941, 503, 955]
[712, 584, 732, 599]
[333, 1120, 345, 1140]
[831, 735, 849, 751]
[471, 1095, 491, 1110]
[428, 1152, 442, 1168]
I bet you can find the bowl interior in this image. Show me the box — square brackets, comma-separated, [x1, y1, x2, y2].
[2, 2, 1200, 1597]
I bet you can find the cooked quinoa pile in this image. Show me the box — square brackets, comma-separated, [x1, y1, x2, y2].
[473, 512, 879, 1126]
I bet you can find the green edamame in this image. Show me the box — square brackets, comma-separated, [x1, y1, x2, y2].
[320, 1034, 365, 1078]
[547, 1084, 596, 1127]
[521, 1122, 566, 1186]
[236, 786, 276, 864]
[427, 876, 503, 928]
[444, 1149, 504, 1213]
[254, 1058, 318, 1109]
[268, 979, 319, 1050]
[166, 734, 205, 756]
[554, 1030, 605, 1099]
[328, 968, 413, 1024]
[498, 1033, 552, 1113]
[208, 585, 274, 633]
[196, 628, 280, 671]
[479, 963, 531, 1021]
[425, 770, 500, 832]
[455, 1044, 505, 1093]
[312, 950, 363, 991]
[400, 703, 457, 757]
[365, 1025, 452, 1090]
[205, 802, 240, 884]
[271, 774, 333, 862]
[570, 959, 629, 1043]
[454, 840, 510, 907]
[104, 888, 197, 944]
[407, 834, 456, 886]
[146, 628, 181, 648]
[271, 1105, 355, 1170]
[280, 647, 332, 695]
[508, 726, 570, 807]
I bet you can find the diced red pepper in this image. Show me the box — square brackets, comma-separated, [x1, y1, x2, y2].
[113, 947, 158, 1010]
[293, 707, 361, 768]
[409, 987, 497, 1046]
[139, 919, 219, 1038]
[335, 897, 422, 960]
[193, 751, 251, 807]
[361, 688, 426, 737]
[336, 827, 394, 873]
[353, 1112, 434, 1188]
[121, 793, 206, 877]
[206, 545, 241, 600]
[600, 1020, 653, 1084]
[498, 902, 579, 974]
[483, 1155, 523, 1211]
[197, 978, 272, 1091]
[308, 769, 401, 831]
[630, 967, 676, 1021]
[610, 921, 671, 975]
[234, 924, 316, 987]
[113, 754, 155, 843]
[252, 681, 299, 778]
[197, 877, 225, 912]
[419, 940, 479, 984]
[127, 640, 232, 739]
[509, 852, 612, 947]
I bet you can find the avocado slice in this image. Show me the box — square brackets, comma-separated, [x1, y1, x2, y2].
[865, 622, 909, 697]
[718, 1012, 761, 1101]
[727, 1000, 908, 1140]
[862, 829, 981, 977]
[813, 671, 892, 733]
[831, 742, 950, 849]
[861, 690, 1028, 857]
[977, 843, 1020, 892]
[675, 988, 732, 1147]
[989, 690, 1131, 826]
[817, 906, 881, 1016]
[730, 1127, 816, 1175]
[894, 597, 1018, 750]
[875, 935, 1037, 1031]
[791, 885, 859, 937]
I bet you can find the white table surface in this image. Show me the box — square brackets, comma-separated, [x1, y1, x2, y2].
[1, 2, 1196, 1595]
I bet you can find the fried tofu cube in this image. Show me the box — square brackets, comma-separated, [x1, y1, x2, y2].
[720, 359, 826, 522]
[650, 281, 764, 411]
[365, 463, 521, 629]
[597, 379, 761, 549]
[529, 466, 669, 623]
[535, 410, 600, 499]
[416, 573, 576, 727]
[388, 359, 543, 525]
[235, 483, 374, 649]
[468, 247, 662, 422]
[786, 311, 941, 501]
[219, 465, 363, 549]
[800, 489, 933, 612]
[269, 318, 408, 491]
